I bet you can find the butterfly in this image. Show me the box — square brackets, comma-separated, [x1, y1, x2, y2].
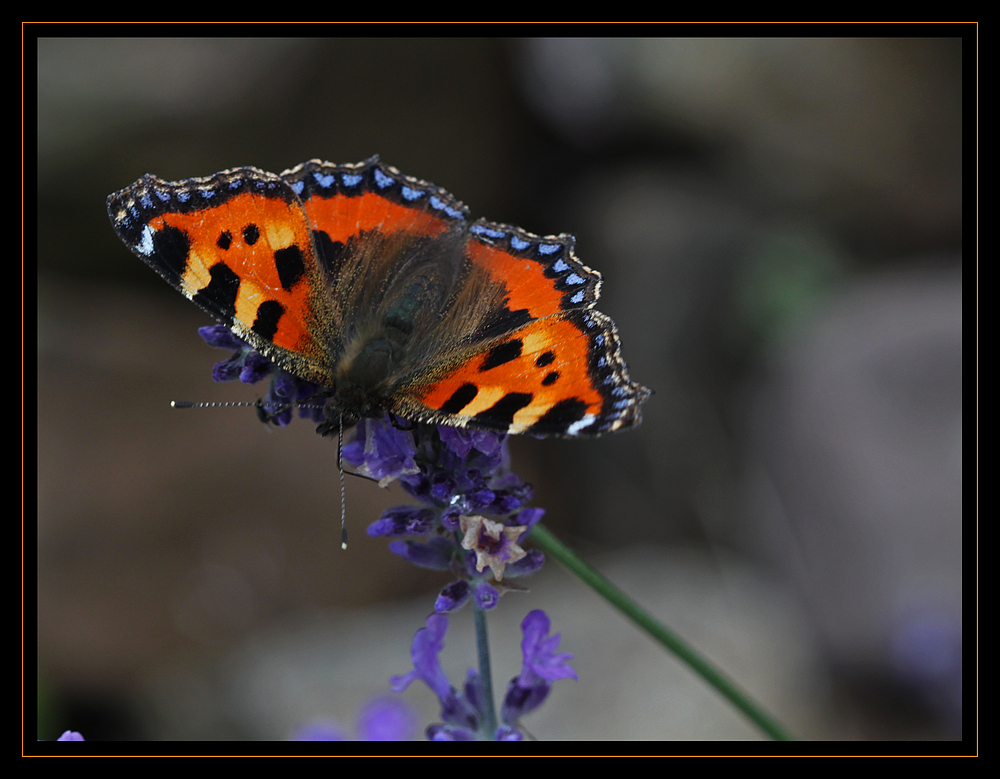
[107, 156, 650, 438]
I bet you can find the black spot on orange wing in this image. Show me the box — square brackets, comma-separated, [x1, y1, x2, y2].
[313, 231, 347, 278]
[149, 223, 192, 284]
[440, 382, 479, 415]
[192, 262, 241, 320]
[275, 245, 307, 290]
[472, 306, 533, 344]
[252, 299, 286, 341]
[528, 398, 589, 435]
[472, 392, 533, 430]
[480, 339, 522, 371]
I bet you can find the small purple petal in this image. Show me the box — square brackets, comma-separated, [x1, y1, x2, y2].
[210, 352, 244, 382]
[440, 506, 463, 531]
[462, 668, 484, 716]
[439, 688, 479, 730]
[504, 549, 545, 578]
[343, 417, 420, 486]
[199, 324, 245, 350]
[429, 474, 457, 503]
[494, 492, 523, 513]
[473, 581, 500, 610]
[427, 724, 477, 741]
[515, 507, 545, 529]
[270, 371, 299, 399]
[470, 487, 496, 509]
[494, 724, 524, 740]
[391, 538, 454, 571]
[240, 351, 273, 383]
[519, 609, 577, 685]
[261, 377, 294, 426]
[434, 580, 471, 613]
[438, 426, 475, 459]
[368, 506, 436, 537]
[501, 678, 551, 723]
[438, 426, 504, 460]
[396, 614, 452, 700]
[389, 670, 418, 693]
[56, 730, 85, 741]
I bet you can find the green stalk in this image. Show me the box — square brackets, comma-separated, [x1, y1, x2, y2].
[473, 603, 498, 738]
[529, 522, 794, 741]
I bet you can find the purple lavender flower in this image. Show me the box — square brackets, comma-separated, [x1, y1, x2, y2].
[367, 506, 436, 538]
[392, 614, 516, 740]
[342, 416, 546, 611]
[200, 325, 274, 384]
[393, 610, 575, 740]
[438, 425, 504, 460]
[459, 515, 528, 580]
[390, 613, 453, 700]
[473, 581, 500, 610]
[199, 325, 324, 425]
[434, 579, 472, 612]
[342, 417, 421, 487]
[389, 537, 454, 571]
[500, 609, 577, 725]
[197, 324, 246, 352]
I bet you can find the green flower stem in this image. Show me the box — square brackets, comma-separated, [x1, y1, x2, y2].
[473, 603, 498, 738]
[529, 522, 795, 741]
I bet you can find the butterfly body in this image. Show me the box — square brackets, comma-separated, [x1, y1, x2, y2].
[108, 157, 650, 437]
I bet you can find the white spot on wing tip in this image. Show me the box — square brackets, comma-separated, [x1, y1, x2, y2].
[566, 414, 597, 436]
[137, 225, 156, 256]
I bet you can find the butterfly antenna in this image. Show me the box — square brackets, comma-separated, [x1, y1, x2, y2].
[338, 415, 348, 550]
[171, 400, 324, 413]
[171, 400, 265, 409]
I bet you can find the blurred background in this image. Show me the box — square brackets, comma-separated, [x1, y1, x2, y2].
[35, 36, 966, 743]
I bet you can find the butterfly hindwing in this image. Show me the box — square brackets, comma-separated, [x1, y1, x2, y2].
[388, 210, 639, 436]
[399, 309, 649, 437]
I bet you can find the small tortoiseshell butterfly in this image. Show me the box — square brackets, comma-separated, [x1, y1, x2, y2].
[107, 157, 650, 437]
